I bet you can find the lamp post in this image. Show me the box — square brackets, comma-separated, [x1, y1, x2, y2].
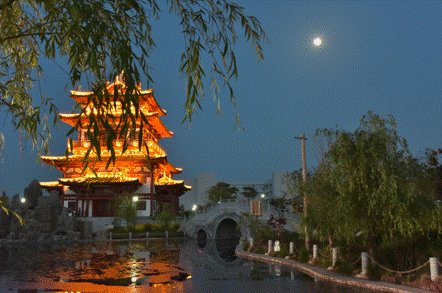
[295, 133, 310, 251]
[132, 196, 139, 230]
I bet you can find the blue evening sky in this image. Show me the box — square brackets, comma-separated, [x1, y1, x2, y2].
[0, 1, 441, 197]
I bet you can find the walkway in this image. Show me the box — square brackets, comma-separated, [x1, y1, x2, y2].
[236, 247, 433, 293]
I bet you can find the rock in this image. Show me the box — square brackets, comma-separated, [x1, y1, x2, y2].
[10, 216, 24, 235]
[75, 220, 93, 239]
[24, 179, 42, 208]
[37, 196, 48, 207]
[39, 208, 53, 222]
[0, 208, 11, 238]
[55, 207, 75, 235]
[94, 230, 108, 241]
[11, 194, 21, 210]
[67, 231, 80, 241]
[38, 233, 49, 242]
[48, 191, 63, 215]
[39, 222, 52, 234]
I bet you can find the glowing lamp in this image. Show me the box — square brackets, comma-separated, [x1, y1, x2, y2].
[132, 196, 139, 202]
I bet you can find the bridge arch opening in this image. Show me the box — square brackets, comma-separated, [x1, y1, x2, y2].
[196, 229, 207, 248]
[215, 218, 241, 240]
[215, 218, 241, 262]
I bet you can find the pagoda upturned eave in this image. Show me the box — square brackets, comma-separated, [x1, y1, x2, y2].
[40, 154, 183, 174]
[58, 112, 173, 139]
[40, 177, 191, 190]
[70, 87, 166, 117]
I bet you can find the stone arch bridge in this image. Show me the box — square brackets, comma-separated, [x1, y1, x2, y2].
[179, 198, 301, 240]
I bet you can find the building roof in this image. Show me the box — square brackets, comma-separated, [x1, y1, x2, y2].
[69, 74, 166, 116]
[40, 154, 182, 175]
[59, 112, 173, 139]
[156, 175, 191, 190]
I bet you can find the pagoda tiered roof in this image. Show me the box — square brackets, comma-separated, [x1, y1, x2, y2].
[70, 74, 166, 116]
[40, 74, 190, 201]
[58, 112, 173, 139]
[41, 154, 182, 175]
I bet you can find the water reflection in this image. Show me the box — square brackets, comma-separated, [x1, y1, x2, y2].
[0, 240, 377, 293]
[0, 240, 188, 292]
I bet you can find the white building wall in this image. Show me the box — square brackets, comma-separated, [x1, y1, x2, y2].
[179, 173, 217, 211]
[179, 178, 197, 211]
[179, 171, 292, 210]
[136, 200, 151, 217]
[197, 172, 217, 205]
[272, 171, 289, 198]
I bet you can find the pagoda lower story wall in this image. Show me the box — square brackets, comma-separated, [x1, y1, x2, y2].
[60, 187, 183, 218]
[63, 198, 151, 218]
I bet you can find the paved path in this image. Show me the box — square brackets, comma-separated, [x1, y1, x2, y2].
[236, 247, 433, 293]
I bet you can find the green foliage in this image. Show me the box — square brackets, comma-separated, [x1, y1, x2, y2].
[296, 246, 310, 263]
[424, 148, 442, 202]
[251, 245, 266, 254]
[168, 222, 180, 233]
[0, 194, 23, 225]
[241, 186, 258, 198]
[241, 213, 275, 241]
[134, 224, 146, 232]
[243, 241, 250, 251]
[267, 214, 286, 238]
[273, 242, 289, 258]
[207, 182, 238, 203]
[115, 192, 138, 231]
[143, 223, 163, 232]
[0, 0, 267, 164]
[286, 111, 436, 255]
[157, 207, 176, 231]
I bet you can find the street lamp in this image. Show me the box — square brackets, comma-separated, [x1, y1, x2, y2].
[20, 198, 26, 203]
[192, 204, 197, 211]
[261, 194, 265, 198]
[132, 196, 139, 229]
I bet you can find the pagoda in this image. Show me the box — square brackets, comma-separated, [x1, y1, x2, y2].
[40, 75, 190, 218]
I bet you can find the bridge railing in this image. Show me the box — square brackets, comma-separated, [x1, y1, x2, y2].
[182, 197, 302, 231]
[185, 198, 246, 227]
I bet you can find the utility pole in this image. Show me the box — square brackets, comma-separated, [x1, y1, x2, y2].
[295, 133, 310, 251]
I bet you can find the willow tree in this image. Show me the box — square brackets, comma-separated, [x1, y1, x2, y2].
[316, 111, 435, 256]
[0, 0, 266, 164]
[302, 165, 341, 248]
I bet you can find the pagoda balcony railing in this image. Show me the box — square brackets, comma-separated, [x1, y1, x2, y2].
[69, 139, 166, 156]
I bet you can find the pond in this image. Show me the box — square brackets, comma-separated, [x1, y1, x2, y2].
[0, 239, 377, 292]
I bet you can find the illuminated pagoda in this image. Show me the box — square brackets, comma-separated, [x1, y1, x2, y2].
[40, 75, 190, 217]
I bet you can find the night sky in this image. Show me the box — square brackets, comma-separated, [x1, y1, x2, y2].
[0, 1, 441, 198]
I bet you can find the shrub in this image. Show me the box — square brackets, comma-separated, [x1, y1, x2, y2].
[168, 222, 180, 232]
[144, 223, 163, 232]
[297, 246, 310, 263]
[274, 242, 289, 258]
[380, 272, 402, 284]
[335, 261, 355, 276]
[252, 245, 266, 254]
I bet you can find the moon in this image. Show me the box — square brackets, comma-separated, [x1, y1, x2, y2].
[313, 37, 322, 46]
